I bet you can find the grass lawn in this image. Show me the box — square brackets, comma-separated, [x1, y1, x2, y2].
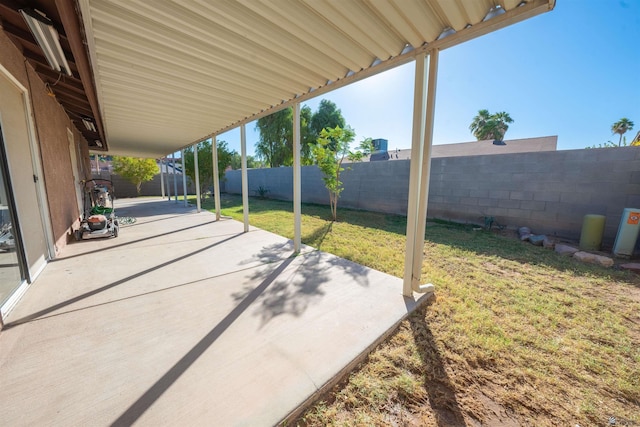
[202, 193, 640, 426]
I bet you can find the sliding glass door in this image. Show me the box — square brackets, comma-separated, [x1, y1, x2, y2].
[0, 125, 26, 308]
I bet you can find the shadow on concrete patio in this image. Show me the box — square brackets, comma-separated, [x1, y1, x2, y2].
[110, 256, 295, 426]
[0, 197, 428, 426]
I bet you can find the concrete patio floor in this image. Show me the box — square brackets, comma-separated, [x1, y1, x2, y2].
[0, 197, 431, 426]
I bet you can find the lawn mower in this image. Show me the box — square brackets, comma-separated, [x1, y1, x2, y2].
[75, 179, 119, 240]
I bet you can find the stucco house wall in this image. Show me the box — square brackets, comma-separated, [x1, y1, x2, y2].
[0, 27, 89, 253]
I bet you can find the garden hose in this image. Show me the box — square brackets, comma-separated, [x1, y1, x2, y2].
[90, 206, 113, 215]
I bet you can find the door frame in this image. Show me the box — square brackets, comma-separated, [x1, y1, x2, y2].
[0, 64, 55, 315]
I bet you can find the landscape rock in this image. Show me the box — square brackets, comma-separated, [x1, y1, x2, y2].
[543, 237, 555, 249]
[619, 263, 640, 274]
[555, 244, 579, 256]
[529, 235, 546, 246]
[518, 226, 532, 241]
[573, 251, 614, 267]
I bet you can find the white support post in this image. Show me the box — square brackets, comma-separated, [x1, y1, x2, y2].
[403, 53, 426, 296]
[293, 102, 302, 252]
[412, 49, 439, 291]
[165, 158, 172, 201]
[194, 143, 201, 213]
[241, 124, 249, 232]
[181, 149, 188, 206]
[402, 50, 439, 297]
[212, 136, 221, 220]
[172, 152, 178, 202]
[160, 158, 165, 199]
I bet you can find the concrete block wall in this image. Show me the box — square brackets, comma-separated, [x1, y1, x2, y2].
[225, 146, 640, 244]
[427, 147, 640, 243]
[225, 160, 411, 215]
[95, 174, 196, 199]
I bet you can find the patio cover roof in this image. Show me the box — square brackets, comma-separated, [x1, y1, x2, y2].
[78, 0, 555, 158]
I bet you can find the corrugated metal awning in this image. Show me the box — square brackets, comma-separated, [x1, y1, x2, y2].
[78, 0, 555, 157]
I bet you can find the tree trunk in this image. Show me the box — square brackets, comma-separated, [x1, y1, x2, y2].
[330, 191, 337, 221]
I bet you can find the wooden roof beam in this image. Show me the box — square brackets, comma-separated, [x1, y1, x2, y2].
[55, 0, 107, 148]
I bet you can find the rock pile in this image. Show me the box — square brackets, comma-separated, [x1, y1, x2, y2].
[519, 227, 616, 268]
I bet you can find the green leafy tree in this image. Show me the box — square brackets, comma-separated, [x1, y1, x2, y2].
[215, 140, 234, 177]
[612, 118, 634, 147]
[111, 156, 159, 195]
[230, 152, 263, 170]
[299, 105, 315, 165]
[310, 100, 346, 141]
[469, 109, 514, 141]
[255, 108, 293, 168]
[183, 140, 233, 203]
[310, 126, 372, 221]
[230, 152, 241, 170]
[254, 105, 315, 167]
[255, 101, 340, 167]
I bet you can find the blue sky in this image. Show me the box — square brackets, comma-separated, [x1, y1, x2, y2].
[219, 0, 639, 156]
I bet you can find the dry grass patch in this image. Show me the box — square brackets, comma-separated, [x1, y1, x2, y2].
[204, 194, 640, 426]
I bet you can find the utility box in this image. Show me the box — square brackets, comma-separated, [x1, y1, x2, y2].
[613, 208, 640, 257]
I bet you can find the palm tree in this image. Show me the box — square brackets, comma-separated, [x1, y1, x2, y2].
[491, 111, 514, 141]
[469, 109, 492, 140]
[611, 118, 634, 147]
[469, 110, 514, 141]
